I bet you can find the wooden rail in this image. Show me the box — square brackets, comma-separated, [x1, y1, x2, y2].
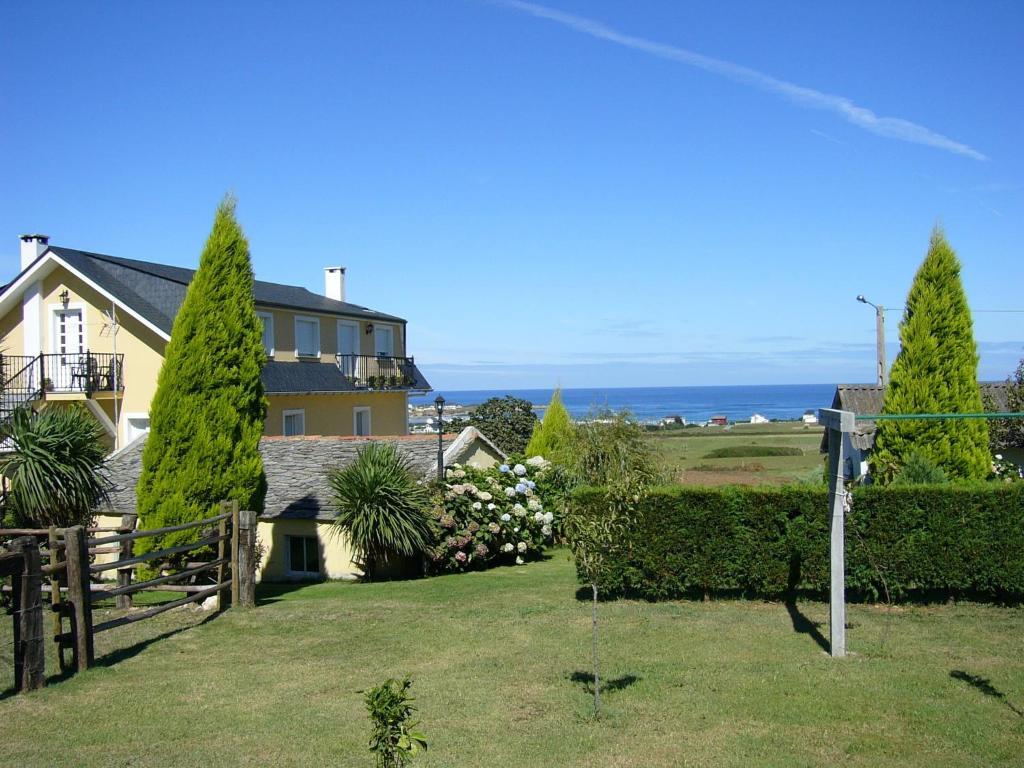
[1, 501, 257, 695]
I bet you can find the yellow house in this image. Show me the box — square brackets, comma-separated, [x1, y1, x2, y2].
[0, 234, 431, 448]
[100, 427, 507, 581]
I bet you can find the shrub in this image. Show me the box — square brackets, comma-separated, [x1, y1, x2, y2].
[364, 676, 427, 768]
[986, 357, 1024, 452]
[428, 458, 555, 573]
[136, 197, 267, 558]
[465, 396, 538, 455]
[329, 442, 432, 580]
[702, 445, 802, 459]
[873, 227, 990, 482]
[570, 410, 656, 487]
[571, 483, 1024, 601]
[890, 451, 948, 485]
[526, 387, 574, 466]
[0, 405, 109, 528]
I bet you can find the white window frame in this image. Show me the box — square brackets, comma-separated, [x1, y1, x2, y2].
[282, 408, 305, 437]
[124, 412, 150, 443]
[286, 534, 320, 575]
[48, 302, 87, 356]
[337, 319, 359, 356]
[373, 324, 395, 357]
[257, 311, 275, 356]
[353, 406, 372, 436]
[294, 315, 321, 358]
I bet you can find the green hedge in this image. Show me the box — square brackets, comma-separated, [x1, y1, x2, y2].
[702, 445, 803, 459]
[571, 484, 1024, 601]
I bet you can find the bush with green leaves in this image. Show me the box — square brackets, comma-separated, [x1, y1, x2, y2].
[464, 395, 537, 455]
[890, 451, 948, 485]
[703, 445, 802, 459]
[526, 387, 574, 466]
[329, 442, 432, 580]
[985, 357, 1024, 453]
[136, 197, 267, 558]
[428, 458, 555, 572]
[364, 676, 427, 768]
[569, 409, 657, 487]
[872, 228, 990, 482]
[0, 405, 108, 528]
[571, 483, 1024, 601]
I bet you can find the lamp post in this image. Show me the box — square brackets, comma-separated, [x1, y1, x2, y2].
[434, 395, 445, 481]
[856, 295, 886, 386]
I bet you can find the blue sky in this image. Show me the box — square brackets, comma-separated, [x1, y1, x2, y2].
[2, 1, 1022, 390]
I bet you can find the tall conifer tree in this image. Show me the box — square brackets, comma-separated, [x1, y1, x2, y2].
[136, 197, 267, 553]
[872, 227, 989, 481]
[526, 387, 574, 465]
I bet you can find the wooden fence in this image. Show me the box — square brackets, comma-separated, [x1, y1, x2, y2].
[1, 500, 257, 694]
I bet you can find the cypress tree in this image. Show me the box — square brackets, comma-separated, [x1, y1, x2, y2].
[136, 197, 268, 555]
[872, 227, 990, 481]
[526, 387, 574, 466]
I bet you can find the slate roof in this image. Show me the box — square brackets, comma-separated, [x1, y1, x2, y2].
[259, 360, 431, 394]
[102, 430, 503, 522]
[43, 247, 406, 336]
[820, 382, 1012, 453]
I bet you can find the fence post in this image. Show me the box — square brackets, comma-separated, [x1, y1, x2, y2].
[64, 525, 94, 672]
[48, 526, 69, 673]
[116, 513, 138, 610]
[237, 510, 257, 608]
[230, 500, 240, 607]
[216, 502, 229, 611]
[12, 536, 45, 691]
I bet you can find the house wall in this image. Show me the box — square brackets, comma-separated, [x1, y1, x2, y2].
[257, 305, 405, 362]
[257, 518, 359, 581]
[452, 441, 503, 469]
[265, 391, 408, 436]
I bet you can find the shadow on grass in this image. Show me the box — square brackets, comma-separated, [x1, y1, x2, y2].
[785, 599, 830, 654]
[950, 671, 1024, 717]
[568, 671, 641, 696]
[256, 581, 322, 606]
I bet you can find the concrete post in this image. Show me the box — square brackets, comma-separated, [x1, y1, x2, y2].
[818, 408, 855, 658]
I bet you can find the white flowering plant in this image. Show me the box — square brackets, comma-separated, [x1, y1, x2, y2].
[991, 453, 1023, 482]
[428, 457, 556, 573]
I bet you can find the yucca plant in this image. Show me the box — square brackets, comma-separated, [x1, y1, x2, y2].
[0, 405, 109, 528]
[328, 442, 432, 580]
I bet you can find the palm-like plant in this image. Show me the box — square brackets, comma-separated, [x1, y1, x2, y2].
[328, 442, 432, 580]
[0, 405, 109, 528]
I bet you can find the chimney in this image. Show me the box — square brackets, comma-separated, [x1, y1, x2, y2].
[324, 266, 345, 302]
[20, 234, 50, 270]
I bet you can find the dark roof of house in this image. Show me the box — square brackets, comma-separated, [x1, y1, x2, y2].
[821, 382, 1013, 453]
[102, 431, 496, 522]
[259, 360, 430, 394]
[41, 247, 406, 336]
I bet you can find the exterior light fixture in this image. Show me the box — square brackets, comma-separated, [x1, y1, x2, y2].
[59, 288, 70, 307]
[434, 395, 445, 480]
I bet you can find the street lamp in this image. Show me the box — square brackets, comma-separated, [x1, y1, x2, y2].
[856, 295, 886, 386]
[434, 395, 445, 481]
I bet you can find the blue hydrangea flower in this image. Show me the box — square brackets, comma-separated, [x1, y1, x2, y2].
[499, 464, 511, 473]
[515, 483, 528, 494]
[526, 480, 536, 490]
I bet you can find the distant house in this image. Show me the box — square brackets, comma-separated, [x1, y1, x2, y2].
[97, 426, 506, 581]
[709, 415, 728, 426]
[750, 413, 769, 424]
[801, 410, 818, 425]
[820, 382, 1010, 479]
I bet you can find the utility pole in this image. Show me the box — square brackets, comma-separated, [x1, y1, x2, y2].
[857, 295, 886, 386]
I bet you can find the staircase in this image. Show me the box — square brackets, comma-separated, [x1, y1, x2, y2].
[0, 354, 42, 426]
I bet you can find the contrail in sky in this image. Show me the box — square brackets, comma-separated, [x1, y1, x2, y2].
[497, 0, 987, 161]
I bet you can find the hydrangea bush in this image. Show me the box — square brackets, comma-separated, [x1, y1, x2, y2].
[429, 457, 555, 573]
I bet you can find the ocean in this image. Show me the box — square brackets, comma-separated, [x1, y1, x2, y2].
[411, 384, 836, 424]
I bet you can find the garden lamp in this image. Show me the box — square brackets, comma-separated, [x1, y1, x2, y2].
[434, 395, 445, 480]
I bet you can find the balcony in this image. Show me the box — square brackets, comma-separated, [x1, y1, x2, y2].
[336, 354, 427, 390]
[0, 352, 125, 421]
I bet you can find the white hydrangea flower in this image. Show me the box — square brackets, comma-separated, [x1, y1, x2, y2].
[487, 503, 496, 511]
[517, 541, 527, 553]
[472, 501, 482, 510]
[515, 556, 524, 565]
[513, 527, 519, 533]
[526, 456, 550, 468]
[513, 503, 527, 517]
[541, 525, 552, 536]
[527, 498, 541, 511]
[502, 543, 514, 553]
[534, 511, 545, 522]
[505, 487, 516, 498]
[478, 491, 493, 501]
[513, 464, 527, 476]
[500, 513, 511, 522]
[543, 511, 554, 524]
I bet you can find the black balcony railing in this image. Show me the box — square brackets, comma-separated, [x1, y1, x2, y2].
[336, 354, 419, 389]
[0, 352, 125, 420]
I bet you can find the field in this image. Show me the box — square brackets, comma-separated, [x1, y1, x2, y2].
[3, 553, 1023, 767]
[648, 421, 826, 485]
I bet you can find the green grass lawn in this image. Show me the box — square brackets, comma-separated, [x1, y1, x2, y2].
[2, 553, 1023, 767]
[649, 422, 826, 485]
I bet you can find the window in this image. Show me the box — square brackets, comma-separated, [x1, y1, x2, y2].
[353, 407, 371, 436]
[257, 312, 274, 355]
[283, 409, 305, 436]
[337, 320, 359, 356]
[294, 316, 320, 357]
[126, 415, 150, 443]
[287, 535, 320, 574]
[374, 325, 394, 357]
